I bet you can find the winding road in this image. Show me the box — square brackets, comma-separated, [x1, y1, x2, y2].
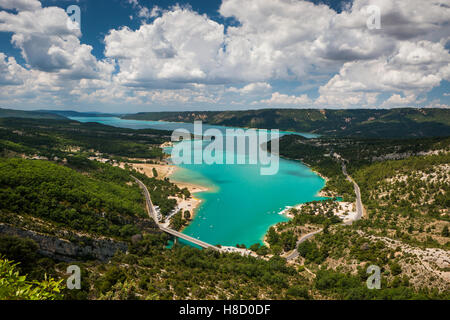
[132, 175, 221, 251]
[133, 152, 364, 259]
[341, 162, 364, 221]
[286, 156, 364, 261]
[285, 229, 323, 260]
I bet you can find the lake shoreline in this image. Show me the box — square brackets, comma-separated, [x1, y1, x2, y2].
[168, 168, 210, 231]
[71, 116, 327, 247]
[269, 155, 340, 222]
[159, 156, 212, 231]
[120, 116, 320, 138]
[120, 159, 210, 229]
[167, 151, 331, 244]
[277, 154, 334, 198]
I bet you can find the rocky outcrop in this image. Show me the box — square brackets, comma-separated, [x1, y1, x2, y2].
[0, 223, 128, 262]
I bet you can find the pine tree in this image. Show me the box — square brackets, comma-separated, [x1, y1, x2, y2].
[442, 225, 449, 237]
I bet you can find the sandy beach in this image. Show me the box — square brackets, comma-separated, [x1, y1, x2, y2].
[171, 179, 209, 194]
[130, 163, 176, 179]
[131, 163, 209, 194]
[278, 200, 357, 223]
[165, 175, 209, 226]
[122, 160, 209, 226]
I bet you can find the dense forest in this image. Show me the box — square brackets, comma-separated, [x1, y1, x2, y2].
[0, 158, 146, 239]
[0, 157, 190, 240]
[0, 118, 171, 160]
[0, 107, 65, 120]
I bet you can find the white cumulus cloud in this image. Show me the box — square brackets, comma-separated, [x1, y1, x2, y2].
[258, 92, 311, 106]
[0, 0, 41, 12]
[1, 0, 449, 110]
[105, 6, 224, 86]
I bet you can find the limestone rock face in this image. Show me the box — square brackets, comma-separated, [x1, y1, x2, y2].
[0, 223, 128, 262]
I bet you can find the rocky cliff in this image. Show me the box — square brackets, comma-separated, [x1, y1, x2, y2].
[0, 223, 128, 262]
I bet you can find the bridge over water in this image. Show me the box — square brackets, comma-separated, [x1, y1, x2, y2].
[132, 176, 221, 251]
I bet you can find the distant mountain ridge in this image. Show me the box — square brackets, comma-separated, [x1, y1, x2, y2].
[122, 108, 450, 138]
[41, 110, 121, 118]
[0, 107, 66, 120]
[3, 107, 449, 138]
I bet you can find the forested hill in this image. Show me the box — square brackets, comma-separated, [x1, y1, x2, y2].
[122, 108, 450, 138]
[0, 113, 448, 300]
[0, 118, 171, 160]
[0, 107, 66, 120]
[42, 110, 119, 118]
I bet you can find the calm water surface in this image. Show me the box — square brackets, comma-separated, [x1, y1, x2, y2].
[70, 116, 325, 247]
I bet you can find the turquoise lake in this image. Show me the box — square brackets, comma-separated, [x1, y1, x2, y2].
[70, 117, 326, 247]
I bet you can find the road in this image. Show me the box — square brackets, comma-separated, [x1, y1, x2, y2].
[286, 157, 364, 261]
[132, 175, 221, 251]
[132, 176, 158, 224]
[285, 229, 323, 260]
[341, 162, 364, 221]
[133, 155, 365, 258]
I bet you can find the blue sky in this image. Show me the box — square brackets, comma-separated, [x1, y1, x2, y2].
[0, 0, 448, 112]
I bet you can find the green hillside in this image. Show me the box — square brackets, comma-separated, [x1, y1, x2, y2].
[0, 118, 171, 160]
[123, 108, 450, 138]
[0, 114, 448, 300]
[0, 108, 66, 120]
[0, 158, 187, 240]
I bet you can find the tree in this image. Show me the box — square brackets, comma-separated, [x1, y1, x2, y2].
[249, 243, 261, 252]
[169, 210, 186, 231]
[0, 236, 39, 275]
[184, 210, 191, 220]
[0, 257, 63, 300]
[256, 245, 269, 256]
[286, 285, 309, 300]
[442, 225, 449, 237]
[152, 167, 158, 177]
[390, 262, 402, 276]
[271, 245, 282, 256]
[266, 227, 280, 246]
[181, 188, 191, 199]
